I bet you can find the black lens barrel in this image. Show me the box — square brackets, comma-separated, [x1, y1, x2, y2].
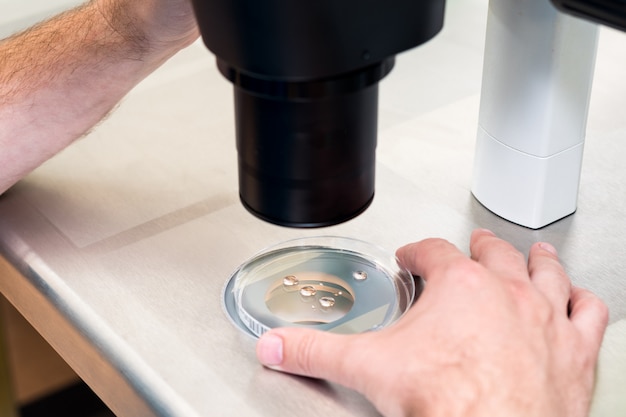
[224, 59, 393, 227]
[191, 0, 445, 227]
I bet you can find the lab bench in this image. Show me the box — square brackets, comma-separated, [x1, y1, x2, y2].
[0, 0, 625, 415]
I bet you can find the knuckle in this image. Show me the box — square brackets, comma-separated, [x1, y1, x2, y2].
[589, 295, 609, 319]
[446, 259, 485, 287]
[532, 296, 555, 323]
[291, 332, 321, 375]
[507, 280, 554, 322]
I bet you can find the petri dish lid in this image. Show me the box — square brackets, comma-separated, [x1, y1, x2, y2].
[223, 236, 420, 338]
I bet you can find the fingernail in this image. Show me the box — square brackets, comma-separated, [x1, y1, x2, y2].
[257, 333, 284, 367]
[538, 242, 558, 256]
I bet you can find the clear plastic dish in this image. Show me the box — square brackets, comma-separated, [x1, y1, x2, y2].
[223, 236, 420, 338]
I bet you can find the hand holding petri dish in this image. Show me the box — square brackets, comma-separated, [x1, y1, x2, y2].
[223, 236, 421, 338]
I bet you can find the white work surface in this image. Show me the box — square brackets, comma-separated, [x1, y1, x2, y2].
[0, 0, 625, 415]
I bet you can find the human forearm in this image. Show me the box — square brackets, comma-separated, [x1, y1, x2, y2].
[0, 0, 198, 194]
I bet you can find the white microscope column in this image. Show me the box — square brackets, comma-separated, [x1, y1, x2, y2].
[472, 0, 598, 229]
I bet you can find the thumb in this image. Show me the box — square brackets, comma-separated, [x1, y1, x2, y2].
[256, 327, 367, 390]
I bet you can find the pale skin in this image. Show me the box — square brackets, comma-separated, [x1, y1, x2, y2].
[0, 0, 199, 194]
[0, 3, 610, 416]
[256, 230, 609, 417]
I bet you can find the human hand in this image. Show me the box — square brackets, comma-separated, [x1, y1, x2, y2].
[255, 229, 608, 417]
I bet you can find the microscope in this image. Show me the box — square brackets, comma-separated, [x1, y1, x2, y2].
[552, 0, 626, 30]
[190, 0, 626, 230]
[473, 0, 626, 229]
[190, 0, 445, 227]
[472, 0, 598, 229]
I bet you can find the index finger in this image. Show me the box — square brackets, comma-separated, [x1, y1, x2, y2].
[396, 237, 468, 281]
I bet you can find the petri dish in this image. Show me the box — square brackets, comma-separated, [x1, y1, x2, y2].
[223, 236, 421, 338]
